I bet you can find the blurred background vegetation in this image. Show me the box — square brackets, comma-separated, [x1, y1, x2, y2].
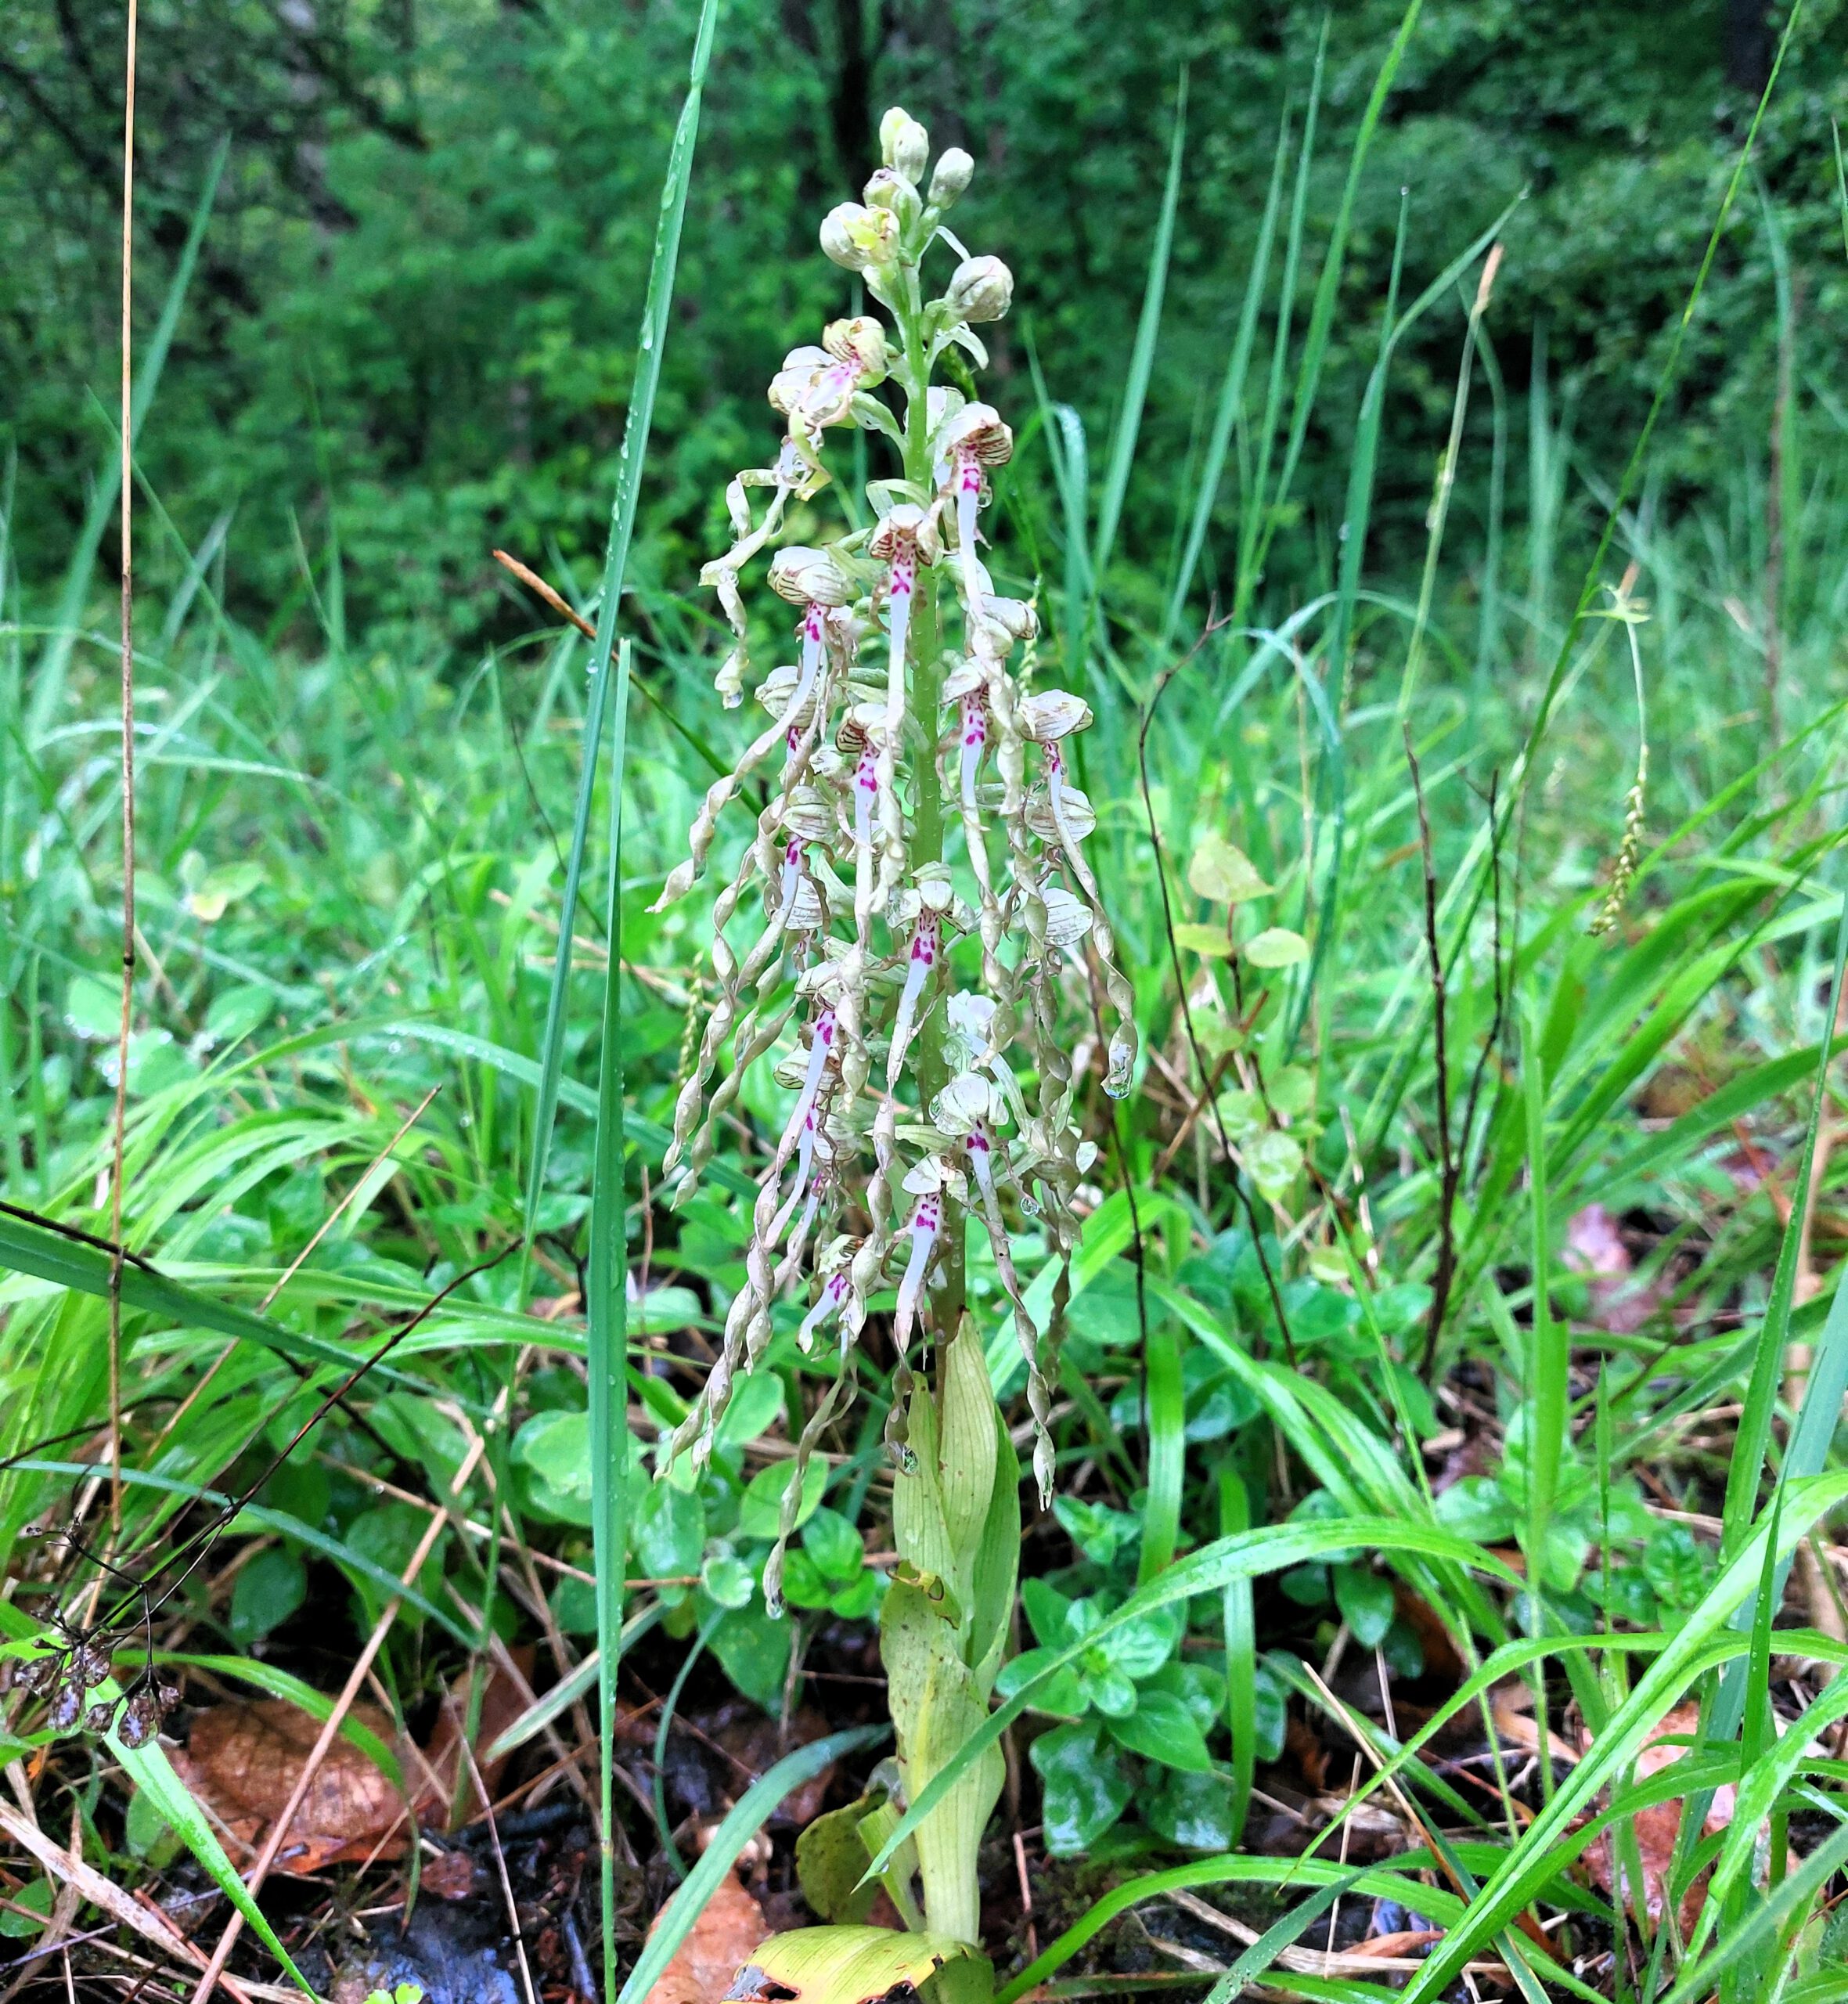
[6, 0, 1846, 649]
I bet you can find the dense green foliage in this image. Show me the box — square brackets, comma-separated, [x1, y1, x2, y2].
[11, 2, 1848, 1996]
[7, 0, 1848, 644]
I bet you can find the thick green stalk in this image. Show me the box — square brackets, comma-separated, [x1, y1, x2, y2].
[896, 272, 966, 1325]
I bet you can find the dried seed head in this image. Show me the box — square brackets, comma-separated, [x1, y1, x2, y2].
[115, 1689, 160, 1750]
[74, 1639, 115, 1689]
[85, 1699, 119, 1735]
[47, 1679, 84, 1734]
[17, 1653, 60, 1696]
[155, 1675, 183, 1716]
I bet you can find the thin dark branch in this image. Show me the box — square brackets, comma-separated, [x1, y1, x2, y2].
[1406, 726, 1458, 1378]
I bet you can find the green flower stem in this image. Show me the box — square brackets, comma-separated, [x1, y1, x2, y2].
[895, 264, 967, 1328]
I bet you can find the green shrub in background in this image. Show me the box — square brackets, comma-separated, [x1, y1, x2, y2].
[5, 0, 1847, 647]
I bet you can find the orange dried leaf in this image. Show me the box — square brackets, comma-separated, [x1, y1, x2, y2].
[644, 1869, 768, 2004]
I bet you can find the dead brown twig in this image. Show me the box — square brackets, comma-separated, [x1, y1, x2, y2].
[107, 0, 141, 1544]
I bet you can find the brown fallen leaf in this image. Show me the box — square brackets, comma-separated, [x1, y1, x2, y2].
[643, 1868, 767, 2004]
[1348, 1929, 1443, 1959]
[416, 1650, 535, 1818]
[1284, 1714, 1330, 1793]
[171, 1656, 536, 1875]
[715, 1707, 837, 1826]
[1490, 1683, 1580, 1766]
[1391, 1583, 1467, 1682]
[1565, 1203, 1662, 1334]
[420, 1848, 479, 1901]
[1583, 1701, 1736, 1930]
[171, 1699, 404, 1873]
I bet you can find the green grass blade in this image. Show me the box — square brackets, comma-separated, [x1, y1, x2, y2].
[1136, 1313, 1184, 1582]
[1522, 1004, 1565, 1608]
[1091, 69, 1187, 593]
[1254, 0, 1421, 579]
[590, 637, 635, 2000]
[30, 137, 229, 741]
[1160, 99, 1290, 648]
[1719, 861, 1848, 1563]
[113, 1716, 315, 1991]
[519, 0, 719, 1262]
[0, 1209, 427, 1390]
[1218, 1467, 1255, 1845]
[614, 1725, 887, 2004]
[1489, 0, 1806, 906]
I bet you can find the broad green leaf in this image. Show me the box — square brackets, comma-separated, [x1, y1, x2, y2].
[1146, 1769, 1239, 1852]
[1244, 1129, 1302, 1200]
[711, 1603, 794, 1710]
[1333, 1566, 1395, 1648]
[794, 1804, 882, 1927]
[1110, 1603, 1182, 1679]
[738, 1458, 827, 1541]
[715, 1370, 785, 1451]
[722, 1927, 984, 2004]
[994, 1649, 1084, 1717]
[1030, 1721, 1132, 1853]
[1145, 1660, 1227, 1737]
[229, 1545, 306, 1645]
[635, 1481, 705, 1581]
[1108, 1689, 1213, 1772]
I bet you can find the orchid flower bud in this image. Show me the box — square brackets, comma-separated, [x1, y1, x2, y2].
[929, 147, 974, 207]
[823, 315, 889, 383]
[880, 107, 931, 183]
[769, 545, 855, 608]
[864, 168, 923, 230]
[942, 254, 1014, 324]
[1018, 689, 1093, 741]
[820, 202, 899, 271]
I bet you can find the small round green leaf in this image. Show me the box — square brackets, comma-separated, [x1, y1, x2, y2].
[1242, 927, 1309, 968]
[1187, 834, 1271, 905]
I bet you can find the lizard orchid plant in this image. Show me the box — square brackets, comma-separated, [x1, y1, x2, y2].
[650, 106, 1137, 1981]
